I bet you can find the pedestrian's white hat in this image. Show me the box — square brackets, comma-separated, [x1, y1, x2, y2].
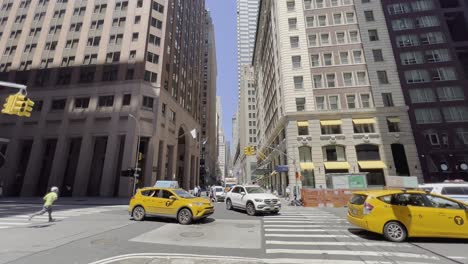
[51, 186, 59, 193]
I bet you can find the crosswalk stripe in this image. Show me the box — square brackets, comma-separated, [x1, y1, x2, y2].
[4, 215, 67, 219]
[265, 241, 412, 247]
[0, 222, 30, 226]
[265, 228, 348, 232]
[265, 249, 439, 260]
[265, 234, 350, 238]
[264, 220, 346, 223]
[264, 225, 350, 228]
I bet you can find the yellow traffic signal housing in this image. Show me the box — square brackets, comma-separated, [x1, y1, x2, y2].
[244, 147, 250, 156]
[249, 146, 256, 155]
[1, 95, 16, 115]
[11, 94, 26, 114]
[18, 98, 34, 117]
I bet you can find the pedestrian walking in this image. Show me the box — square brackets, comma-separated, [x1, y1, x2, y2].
[193, 186, 198, 196]
[197, 186, 202, 197]
[29, 186, 59, 222]
[285, 186, 291, 201]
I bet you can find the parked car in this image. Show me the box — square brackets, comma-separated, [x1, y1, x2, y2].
[347, 189, 468, 242]
[129, 187, 214, 225]
[419, 181, 468, 204]
[225, 185, 281, 216]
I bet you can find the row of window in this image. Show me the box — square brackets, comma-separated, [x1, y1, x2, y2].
[302, 0, 354, 10]
[307, 30, 360, 47]
[33, 95, 153, 112]
[404, 67, 457, 84]
[424, 128, 468, 146]
[415, 106, 468, 124]
[391, 16, 440, 31]
[298, 144, 382, 164]
[387, 0, 435, 15]
[298, 119, 400, 137]
[303, 12, 356, 29]
[409, 86, 465, 103]
[396, 32, 445, 47]
[295, 93, 373, 112]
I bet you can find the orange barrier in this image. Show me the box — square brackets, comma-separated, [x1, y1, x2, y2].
[301, 188, 355, 207]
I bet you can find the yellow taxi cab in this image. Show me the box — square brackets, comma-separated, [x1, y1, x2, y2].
[347, 189, 468, 242]
[129, 187, 214, 225]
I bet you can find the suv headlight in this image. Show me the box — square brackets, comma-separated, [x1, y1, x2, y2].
[254, 199, 263, 202]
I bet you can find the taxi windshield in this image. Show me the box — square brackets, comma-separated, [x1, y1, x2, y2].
[246, 187, 266, 194]
[173, 189, 194, 198]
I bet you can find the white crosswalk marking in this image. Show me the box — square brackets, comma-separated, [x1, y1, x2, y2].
[262, 210, 440, 263]
[0, 204, 127, 230]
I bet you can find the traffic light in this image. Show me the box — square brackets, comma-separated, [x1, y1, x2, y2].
[1, 94, 16, 115]
[244, 146, 256, 156]
[249, 146, 256, 155]
[19, 98, 34, 117]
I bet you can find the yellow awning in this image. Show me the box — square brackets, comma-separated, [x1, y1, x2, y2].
[387, 117, 401, 123]
[353, 118, 375, 125]
[320, 120, 342, 126]
[324, 162, 351, 170]
[358, 161, 387, 169]
[297, 121, 309, 127]
[300, 162, 314, 170]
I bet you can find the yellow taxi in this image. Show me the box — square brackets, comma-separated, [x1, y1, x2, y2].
[347, 189, 468, 242]
[129, 187, 214, 225]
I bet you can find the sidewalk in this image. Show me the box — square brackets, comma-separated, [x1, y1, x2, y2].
[0, 197, 130, 206]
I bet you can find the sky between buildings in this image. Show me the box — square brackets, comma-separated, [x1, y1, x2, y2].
[206, 0, 237, 144]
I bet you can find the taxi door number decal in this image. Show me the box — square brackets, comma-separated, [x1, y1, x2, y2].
[454, 216, 464, 226]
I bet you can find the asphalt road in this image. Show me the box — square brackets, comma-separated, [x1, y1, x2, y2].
[0, 200, 467, 264]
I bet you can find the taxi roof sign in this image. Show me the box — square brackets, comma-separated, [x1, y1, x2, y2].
[154, 181, 179, 188]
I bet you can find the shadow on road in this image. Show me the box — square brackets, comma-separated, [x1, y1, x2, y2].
[130, 216, 216, 225]
[349, 228, 468, 244]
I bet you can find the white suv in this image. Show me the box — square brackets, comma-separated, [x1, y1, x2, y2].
[419, 182, 468, 204]
[225, 185, 281, 215]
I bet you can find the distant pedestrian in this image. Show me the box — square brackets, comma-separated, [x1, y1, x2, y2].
[197, 186, 202, 197]
[29, 186, 59, 222]
[193, 186, 198, 196]
[285, 186, 291, 201]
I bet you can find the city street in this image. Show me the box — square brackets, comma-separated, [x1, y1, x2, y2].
[0, 199, 467, 264]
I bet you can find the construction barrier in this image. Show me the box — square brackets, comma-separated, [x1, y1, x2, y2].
[301, 188, 356, 207]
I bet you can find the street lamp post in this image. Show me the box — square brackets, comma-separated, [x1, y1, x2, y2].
[128, 114, 140, 195]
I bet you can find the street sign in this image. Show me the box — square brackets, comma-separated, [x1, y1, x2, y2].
[275, 165, 289, 172]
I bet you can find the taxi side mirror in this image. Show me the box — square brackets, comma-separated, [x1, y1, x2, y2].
[169, 196, 177, 200]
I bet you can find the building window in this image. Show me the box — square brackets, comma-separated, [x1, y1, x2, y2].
[456, 128, 468, 145]
[296, 98, 306, 111]
[144, 70, 158, 83]
[288, 18, 297, 30]
[356, 71, 369, 85]
[323, 53, 333, 65]
[169, 110, 176, 122]
[122, 94, 131, 106]
[326, 73, 336, 88]
[400, 51, 424, 65]
[106, 52, 121, 63]
[161, 103, 166, 116]
[368, 29, 379, 41]
[51, 99, 66, 111]
[356, 144, 380, 160]
[372, 49, 384, 62]
[152, 2, 164, 13]
[292, 56, 301, 68]
[151, 18, 163, 29]
[125, 69, 134, 80]
[346, 95, 356, 109]
[293, 76, 303, 89]
[424, 130, 440, 146]
[333, 13, 342, 25]
[74, 97, 90, 109]
[310, 54, 320, 67]
[437, 86, 464, 101]
[290, 36, 299, 48]
[354, 123, 375, 134]
[409, 88, 436, 103]
[135, 16, 141, 24]
[364, 10, 375, 21]
[405, 70, 430, 83]
[306, 16, 315, 27]
[430, 67, 457, 81]
[349, 31, 360, 43]
[308, 34, 317, 47]
[442, 106, 468, 122]
[149, 34, 161, 46]
[340, 51, 350, 64]
[316, 96, 326, 110]
[146, 52, 159, 64]
[377, 71, 389, 84]
[360, 94, 371, 108]
[382, 93, 394, 107]
[142, 96, 154, 111]
[321, 124, 342, 135]
[132, 32, 139, 41]
[328, 95, 339, 110]
[320, 33, 330, 45]
[298, 121, 309, 136]
[353, 50, 364, 64]
[98, 95, 114, 107]
[414, 108, 442, 124]
[137, 0, 143, 8]
[387, 117, 400, 132]
[287, 0, 295, 11]
[323, 145, 346, 162]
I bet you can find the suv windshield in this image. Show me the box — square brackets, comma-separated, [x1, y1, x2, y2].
[442, 187, 468, 195]
[215, 188, 223, 192]
[173, 189, 194, 198]
[246, 187, 266, 194]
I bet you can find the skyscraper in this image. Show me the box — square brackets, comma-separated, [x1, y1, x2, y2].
[237, 0, 259, 80]
[253, 0, 422, 195]
[0, 0, 208, 197]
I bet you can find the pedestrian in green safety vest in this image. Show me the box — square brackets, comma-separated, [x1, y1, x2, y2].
[29, 186, 59, 222]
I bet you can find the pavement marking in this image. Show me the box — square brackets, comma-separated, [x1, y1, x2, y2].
[265, 241, 412, 247]
[264, 224, 351, 228]
[87, 253, 433, 264]
[447, 256, 467, 260]
[264, 220, 347, 223]
[5, 215, 67, 219]
[265, 249, 439, 260]
[0, 222, 30, 226]
[265, 234, 351, 238]
[265, 228, 348, 232]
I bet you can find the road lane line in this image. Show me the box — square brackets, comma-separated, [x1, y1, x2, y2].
[264, 220, 346, 223]
[264, 224, 351, 228]
[265, 240, 412, 247]
[265, 234, 350, 238]
[265, 228, 348, 232]
[265, 249, 439, 260]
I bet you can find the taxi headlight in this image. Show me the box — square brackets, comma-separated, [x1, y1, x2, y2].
[193, 202, 204, 206]
[254, 199, 263, 202]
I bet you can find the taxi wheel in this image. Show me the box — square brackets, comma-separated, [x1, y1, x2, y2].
[132, 206, 145, 221]
[271, 211, 279, 215]
[226, 199, 233, 210]
[383, 221, 407, 242]
[178, 208, 193, 225]
[246, 202, 257, 216]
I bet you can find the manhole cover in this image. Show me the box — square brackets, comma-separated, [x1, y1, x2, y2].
[235, 224, 255, 228]
[180, 231, 204, 238]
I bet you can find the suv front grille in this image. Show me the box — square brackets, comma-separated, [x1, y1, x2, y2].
[264, 199, 278, 205]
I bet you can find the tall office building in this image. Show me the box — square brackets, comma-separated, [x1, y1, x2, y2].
[0, 0, 208, 197]
[200, 10, 218, 186]
[254, 0, 422, 195]
[216, 96, 226, 182]
[234, 0, 259, 183]
[379, 0, 468, 182]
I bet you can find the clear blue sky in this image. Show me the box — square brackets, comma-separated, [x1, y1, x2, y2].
[206, 0, 237, 145]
